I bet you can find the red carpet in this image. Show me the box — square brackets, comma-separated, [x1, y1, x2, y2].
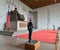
[16, 30, 58, 44]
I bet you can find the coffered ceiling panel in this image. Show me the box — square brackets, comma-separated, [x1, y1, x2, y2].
[20, 0, 60, 9]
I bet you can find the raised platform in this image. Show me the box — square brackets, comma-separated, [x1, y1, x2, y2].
[25, 40, 40, 50]
[0, 30, 14, 36]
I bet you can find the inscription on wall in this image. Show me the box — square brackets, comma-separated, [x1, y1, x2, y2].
[19, 22, 27, 27]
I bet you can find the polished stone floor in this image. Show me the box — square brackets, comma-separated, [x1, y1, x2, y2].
[0, 35, 55, 50]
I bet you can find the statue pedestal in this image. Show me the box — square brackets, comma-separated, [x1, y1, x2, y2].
[25, 40, 40, 50]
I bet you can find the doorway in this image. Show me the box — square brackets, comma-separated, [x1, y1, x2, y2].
[29, 11, 37, 29]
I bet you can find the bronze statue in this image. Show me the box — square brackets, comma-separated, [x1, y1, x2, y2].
[10, 8, 25, 21]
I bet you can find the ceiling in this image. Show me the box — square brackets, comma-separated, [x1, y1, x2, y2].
[20, 0, 60, 9]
